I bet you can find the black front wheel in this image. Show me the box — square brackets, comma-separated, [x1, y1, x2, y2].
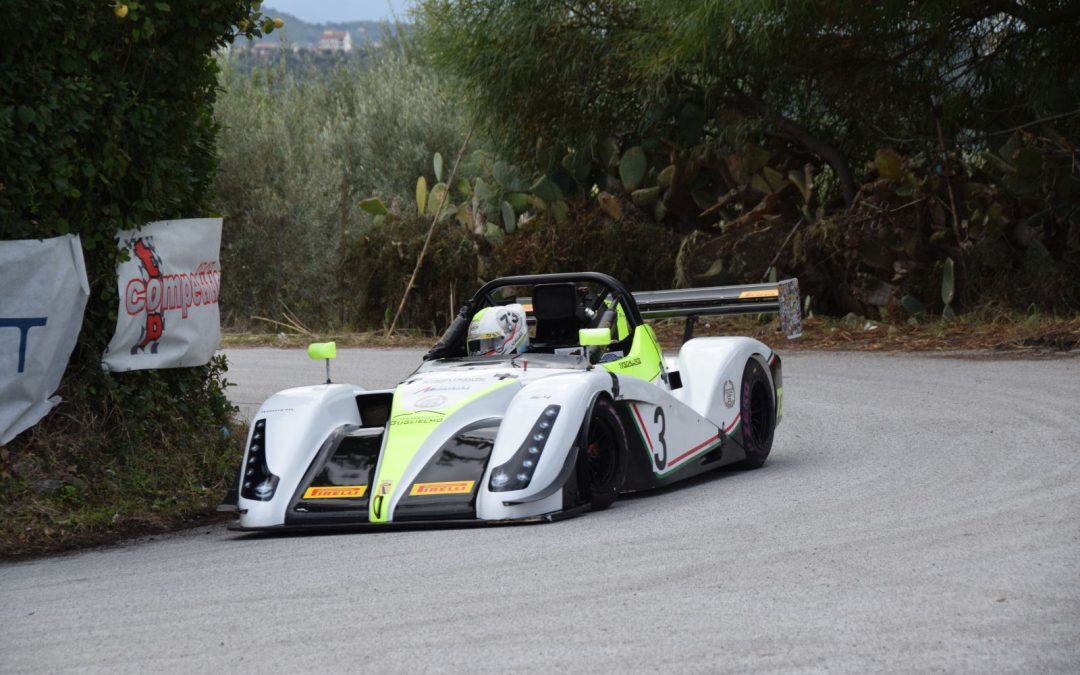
[577, 396, 627, 510]
[728, 358, 775, 470]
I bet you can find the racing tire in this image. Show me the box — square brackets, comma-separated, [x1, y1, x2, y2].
[728, 357, 775, 470]
[578, 396, 627, 511]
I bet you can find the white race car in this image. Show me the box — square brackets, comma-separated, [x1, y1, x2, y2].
[221, 272, 801, 530]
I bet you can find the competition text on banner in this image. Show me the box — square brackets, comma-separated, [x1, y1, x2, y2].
[102, 218, 223, 371]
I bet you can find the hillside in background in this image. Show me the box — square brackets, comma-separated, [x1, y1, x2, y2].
[253, 8, 406, 47]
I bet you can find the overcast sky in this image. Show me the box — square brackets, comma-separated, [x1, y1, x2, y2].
[263, 1, 414, 23]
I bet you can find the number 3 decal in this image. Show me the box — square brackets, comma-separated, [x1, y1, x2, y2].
[653, 406, 668, 470]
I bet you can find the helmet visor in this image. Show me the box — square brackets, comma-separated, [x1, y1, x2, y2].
[467, 336, 502, 356]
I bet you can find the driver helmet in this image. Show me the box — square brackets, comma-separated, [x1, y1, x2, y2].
[467, 303, 529, 356]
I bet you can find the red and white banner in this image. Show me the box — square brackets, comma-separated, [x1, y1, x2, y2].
[102, 218, 223, 372]
[0, 235, 89, 445]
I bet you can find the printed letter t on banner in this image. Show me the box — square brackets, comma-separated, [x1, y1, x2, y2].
[0, 235, 89, 445]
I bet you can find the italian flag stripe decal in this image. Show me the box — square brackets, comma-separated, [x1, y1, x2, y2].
[631, 403, 654, 450]
[666, 413, 740, 467]
[629, 403, 741, 476]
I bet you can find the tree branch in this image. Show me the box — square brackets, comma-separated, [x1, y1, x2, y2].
[732, 91, 858, 206]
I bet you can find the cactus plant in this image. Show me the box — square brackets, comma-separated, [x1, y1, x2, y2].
[657, 164, 675, 189]
[551, 200, 570, 224]
[359, 197, 388, 216]
[415, 176, 428, 216]
[619, 146, 647, 192]
[596, 137, 620, 170]
[455, 177, 471, 197]
[901, 294, 926, 315]
[530, 175, 562, 203]
[505, 192, 530, 212]
[501, 201, 516, 233]
[427, 182, 449, 218]
[631, 186, 660, 207]
[474, 176, 497, 201]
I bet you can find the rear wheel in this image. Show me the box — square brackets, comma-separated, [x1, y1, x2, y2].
[578, 397, 627, 510]
[729, 357, 775, 469]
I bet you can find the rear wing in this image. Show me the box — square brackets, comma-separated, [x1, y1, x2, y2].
[632, 278, 803, 339]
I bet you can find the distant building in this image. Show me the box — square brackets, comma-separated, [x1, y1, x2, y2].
[317, 30, 352, 53]
[252, 42, 278, 58]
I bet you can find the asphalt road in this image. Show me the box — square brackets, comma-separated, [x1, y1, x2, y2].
[2, 349, 1078, 673]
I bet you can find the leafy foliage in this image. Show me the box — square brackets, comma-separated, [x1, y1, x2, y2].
[677, 133, 1080, 314]
[342, 200, 679, 330]
[0, 0, 274, 554]
[212, 48, 472, 327]
[415, 0, 1080, 313]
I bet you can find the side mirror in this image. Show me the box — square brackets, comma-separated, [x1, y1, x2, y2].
[308, 341, 336, 383]
[578, 328, 610, 347]
[307, 341, 337, 360]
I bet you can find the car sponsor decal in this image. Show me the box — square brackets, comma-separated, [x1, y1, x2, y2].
[303, 485, 367, 499]
[601, 325, 663, 382]
[413, 394, 447, 409]
[409, 480, 475, 496]
[389, 410, 447, 426]
[723, 380, 735, 407]
[371, 480, 392, 519]
[738, 288, 779, 299]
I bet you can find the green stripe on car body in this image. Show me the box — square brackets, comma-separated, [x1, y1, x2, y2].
[369, 379, 514, 523]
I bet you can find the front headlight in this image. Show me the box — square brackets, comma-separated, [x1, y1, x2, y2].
[241, 418, 280, 501]
[488, 405, 560, 492]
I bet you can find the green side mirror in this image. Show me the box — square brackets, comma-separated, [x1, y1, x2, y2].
[579, 328, 610, 347]
[308, 341, 337, 360]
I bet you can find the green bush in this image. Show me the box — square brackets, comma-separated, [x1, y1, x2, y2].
[0, 0, 272, 556]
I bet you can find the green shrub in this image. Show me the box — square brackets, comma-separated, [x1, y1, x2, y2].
[0, 0, 272, 556]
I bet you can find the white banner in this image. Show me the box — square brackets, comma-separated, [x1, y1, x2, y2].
[102, 218, 223, 372]
[0, 235, 89, 445]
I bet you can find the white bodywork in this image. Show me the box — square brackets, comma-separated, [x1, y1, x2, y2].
[240, 384, 364, 528]
[237, 336, 776, 528]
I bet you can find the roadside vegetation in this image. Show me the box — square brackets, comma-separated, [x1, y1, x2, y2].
[0, 1, 275, 558]
[214, 2, 1078, 338]
[213, 47, 474, 329]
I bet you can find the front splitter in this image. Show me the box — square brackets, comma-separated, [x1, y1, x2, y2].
[227, 504, 589, 533]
